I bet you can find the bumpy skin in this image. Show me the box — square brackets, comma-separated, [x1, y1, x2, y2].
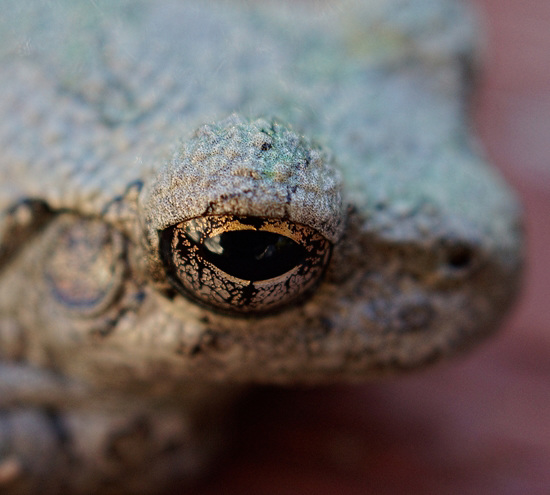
[0, 1, 523, 493]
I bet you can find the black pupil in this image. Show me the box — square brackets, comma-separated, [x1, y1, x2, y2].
[189, 230, 307, 281]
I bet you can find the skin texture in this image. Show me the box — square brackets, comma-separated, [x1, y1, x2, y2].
[0, 1, 524, 493]
[184, 1, 550, 494]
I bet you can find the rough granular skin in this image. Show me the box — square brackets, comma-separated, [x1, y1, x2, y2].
[0, 1, 523, 494]
[142, 115, 344, 248]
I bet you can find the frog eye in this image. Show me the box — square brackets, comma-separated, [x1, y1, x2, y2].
[159, 215, 331, 315]
[45, 216, 126, 316]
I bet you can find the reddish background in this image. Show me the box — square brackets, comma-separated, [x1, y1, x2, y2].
[189, 2, 550, 493]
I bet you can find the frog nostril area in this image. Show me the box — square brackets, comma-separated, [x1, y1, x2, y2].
[436, 239, 483, 281]
[445, 243, 474, 271]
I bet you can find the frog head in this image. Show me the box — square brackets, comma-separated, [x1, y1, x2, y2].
[20, 115, 521, 387]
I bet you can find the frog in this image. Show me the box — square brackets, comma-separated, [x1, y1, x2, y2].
[0, 0, 523, 493]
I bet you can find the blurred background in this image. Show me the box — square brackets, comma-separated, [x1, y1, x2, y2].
[188, 1, 550, 493]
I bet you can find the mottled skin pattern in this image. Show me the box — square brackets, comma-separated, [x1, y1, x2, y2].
[0, 1, 522, 494]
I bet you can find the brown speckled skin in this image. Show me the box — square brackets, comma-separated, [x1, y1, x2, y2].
[0, 1, 522, 493]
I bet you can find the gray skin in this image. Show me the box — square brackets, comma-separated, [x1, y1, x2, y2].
[0, 1, 523, 493]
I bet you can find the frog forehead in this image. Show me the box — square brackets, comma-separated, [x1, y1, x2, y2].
[140, 115, 345, 249]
